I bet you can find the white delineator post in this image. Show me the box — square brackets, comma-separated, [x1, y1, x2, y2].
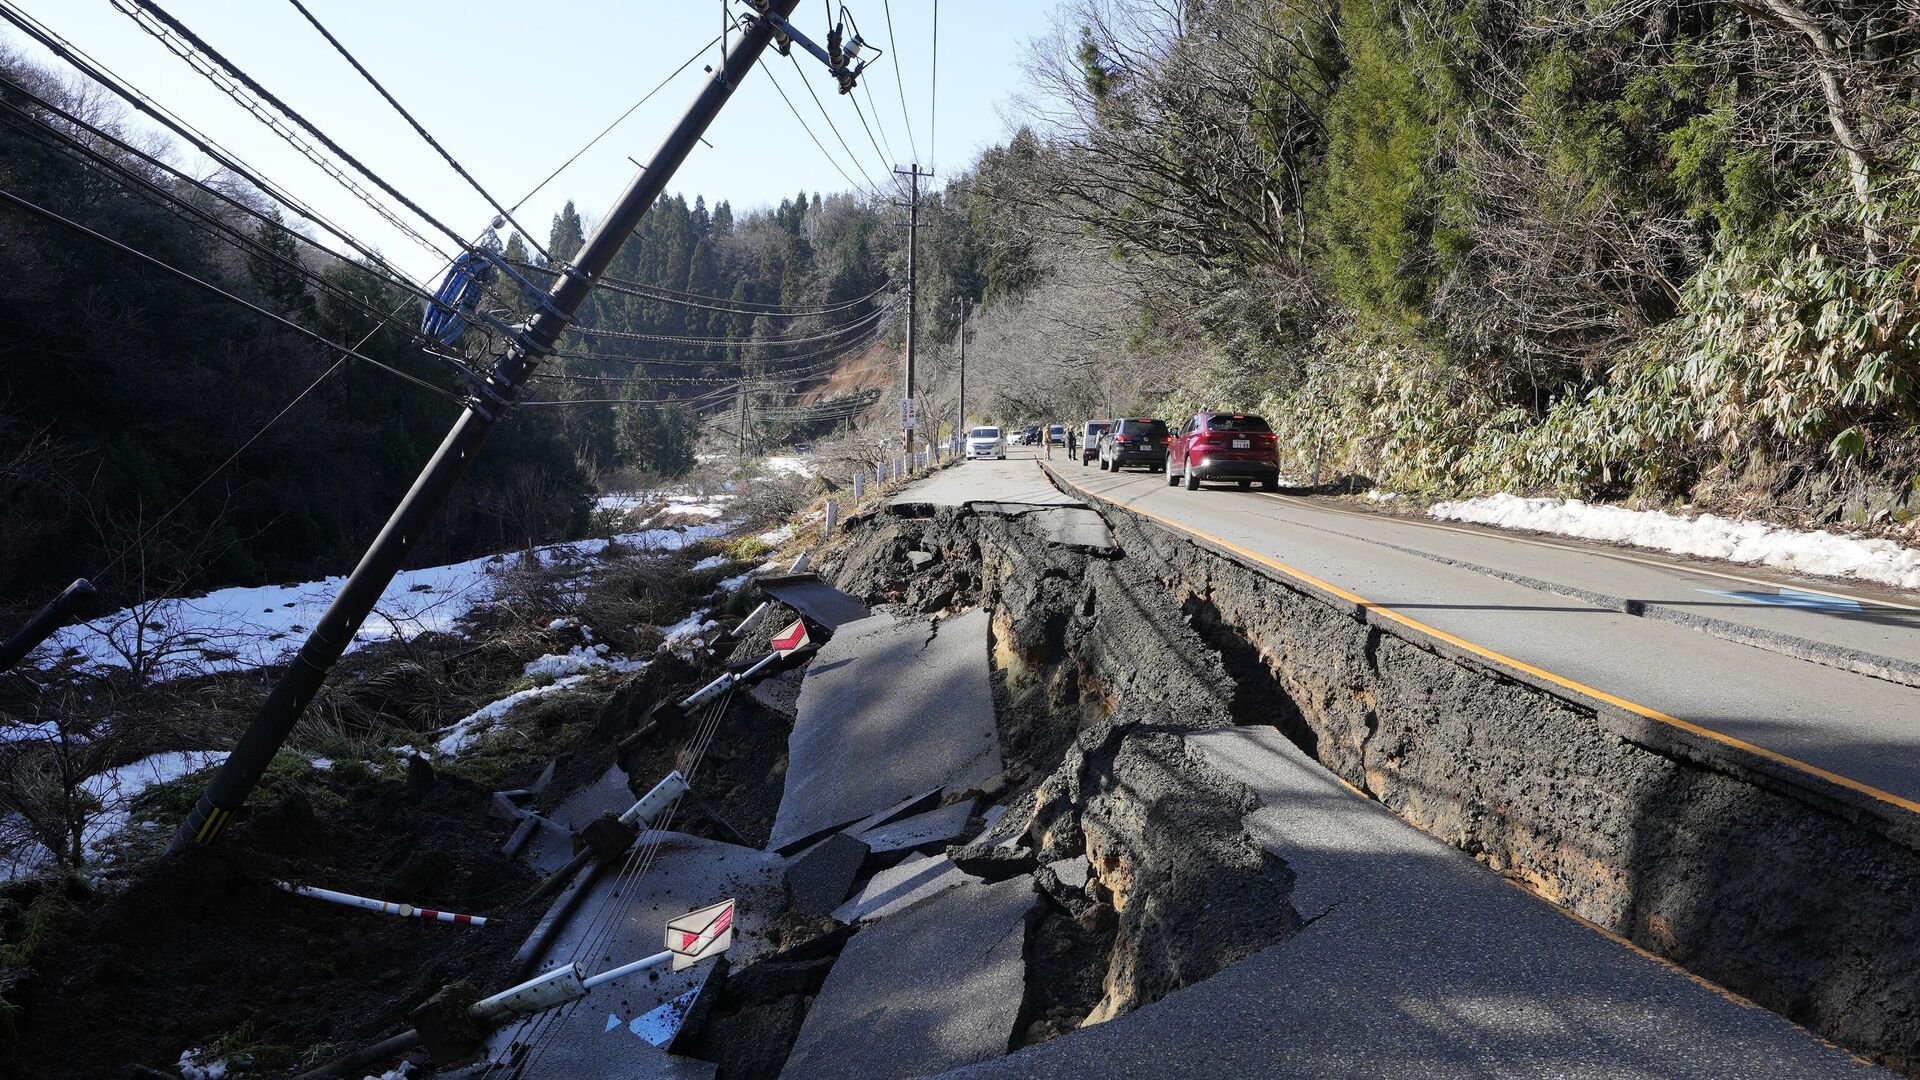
[277, 881, 487, 926]
[824, 500, 840, 533]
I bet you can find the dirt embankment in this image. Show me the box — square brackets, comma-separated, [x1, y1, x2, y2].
[826, 487, 1920, 1073]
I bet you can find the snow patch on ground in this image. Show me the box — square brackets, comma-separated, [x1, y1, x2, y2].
[178, 1048, 230, 1080]
[757, 523, 797, 546]
[34, 524, 728, 682]
[522, 644, 647, 681]
[1364, 490, 1401, 503]
[762, 454, 816, 478]
[1431, 493, 1920, 592]
[434, 676, 591, 757]
[692, 554, 730, 571]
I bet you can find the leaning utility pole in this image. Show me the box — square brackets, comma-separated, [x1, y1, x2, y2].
[894, 163, 932, 454]
[169, 1, 807, 855]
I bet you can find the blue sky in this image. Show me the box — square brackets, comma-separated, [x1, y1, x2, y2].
[4, 1, 1059, 283]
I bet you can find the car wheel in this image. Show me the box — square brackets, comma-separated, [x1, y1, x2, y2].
[1262, 476, 1279, 492]
[1238, 479, 1251, 491]
[1185, 468, 1200, 491]
[1166, 464, 1180, 487]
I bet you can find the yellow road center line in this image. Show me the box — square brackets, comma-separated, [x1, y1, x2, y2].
[1050, 466, 1920, 820]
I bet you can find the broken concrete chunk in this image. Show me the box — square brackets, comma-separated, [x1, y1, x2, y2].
[782, 876, 1038, 1080]
[771, 609, 1000, 850]
[832, 853, 968, 924]
[785, 832, 871, 917]
[1030, 506, 1116, 552]
[946, 842, 1037, 882]
[906, 549, 936, 568]
[753, 572, 872, 629]
[1047, 857, 1091, 891]
[854, 798, 975, 856]
[1036, 858, 1096, 920]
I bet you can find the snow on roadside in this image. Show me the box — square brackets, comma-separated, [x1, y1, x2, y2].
[757, 523, 797, 546]
[34, 523, 729, 683]
[1430, 493, 1920, 592]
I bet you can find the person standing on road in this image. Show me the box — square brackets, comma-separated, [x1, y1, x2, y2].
[1045, 425, 1053, 459]
[1066, 428, 1077, 460]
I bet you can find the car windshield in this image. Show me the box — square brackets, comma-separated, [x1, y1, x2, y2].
[1207, 414, 1271, 433]
[1086, 423, 1110, 434]
[970, 427, 1000, 438]
[1117, 419, 1168, 436]
[1049, 425, 1064, 434]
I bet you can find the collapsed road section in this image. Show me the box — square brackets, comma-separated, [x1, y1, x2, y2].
[354, 451, 1903, 1078]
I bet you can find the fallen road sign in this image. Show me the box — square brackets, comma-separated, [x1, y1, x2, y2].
[666, 898, 735, 971]
[772, 618, 811, 656]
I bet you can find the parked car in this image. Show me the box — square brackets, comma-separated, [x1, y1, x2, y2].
[1098, 417, 1169, 472]
[966, 425, 1007, 460]
[1047, 424, 1066, 446]
[1167, 412, 1280, 490]
[1079, 420, 1111, 465]
[1022, 425, 1041, 446]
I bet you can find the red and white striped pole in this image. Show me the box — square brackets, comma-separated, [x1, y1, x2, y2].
[276, 881, 486, 926]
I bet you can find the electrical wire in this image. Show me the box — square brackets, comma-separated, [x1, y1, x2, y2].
[845, 89, 895, 178]
[757, 55, 883, 202]
[508, 33, 722, 216]
[282, 0, 553, 262]
[0, 185, 463, 403]
[929, 0, 939, 171]
[118, 0, 470, 258]
[0, 4, 442, 301]
[564, 302, 891, 348]
[0, 103, 456, 364]
[879, 0, 920, 163]
[0, 76, 449, 320]
[779, 47, 890, 192]
[510, 258, 892, 317]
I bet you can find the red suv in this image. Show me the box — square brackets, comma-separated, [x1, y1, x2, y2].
[1167, 412, 1280, 491]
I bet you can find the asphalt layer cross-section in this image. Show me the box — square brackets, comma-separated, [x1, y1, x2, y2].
[935, 727, 1882, 1079]
[1041, 452, 1920, 808]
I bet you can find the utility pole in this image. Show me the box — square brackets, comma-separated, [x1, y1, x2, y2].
[736, 382, 747, 456]
[955, 301, 967, 445]
[168, 1, 807, 856]
[894, 163, 932, 455]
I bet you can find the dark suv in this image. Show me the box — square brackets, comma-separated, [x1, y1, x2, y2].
[1099, 417, 1170, 472]
[1167, 412, 1279, 490]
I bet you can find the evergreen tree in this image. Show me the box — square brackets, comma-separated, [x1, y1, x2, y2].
[246, 206, 317, 322]
[548, 201, 586, 264]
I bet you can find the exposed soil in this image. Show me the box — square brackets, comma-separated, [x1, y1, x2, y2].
[1, 763, 544, 1080]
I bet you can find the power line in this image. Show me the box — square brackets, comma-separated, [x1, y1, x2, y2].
[0, 75, 447, 318]
[0, 184, 463, 403]
[879, 0, 920, 162]
[509, 33, 722, 216]
[929, 0, 939, 171]
[846, 89, 895, 177]
[510, 258, 892, 317]
[564, 302, 892, 347]
[759, 55, 883, 200]
[282, 0, 552, 262]
[860, 77, 898, 166]
[0, 100, 452, 361]
[115, 0, 465, 264]
[0, 4, 441, 299]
